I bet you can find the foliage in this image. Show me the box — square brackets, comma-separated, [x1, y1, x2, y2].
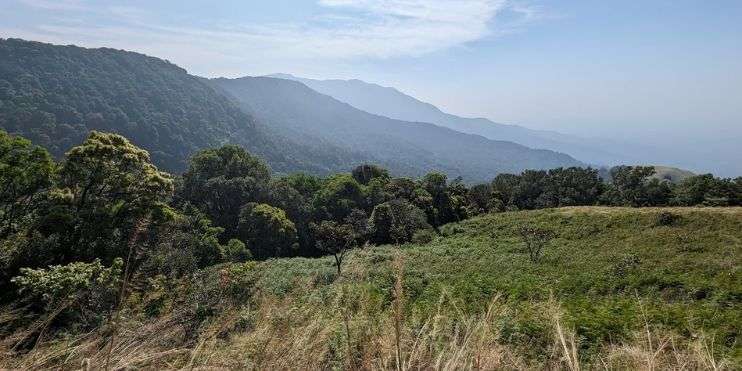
[222, 239, 252, 263]
[0, 130, 54, 237]
[46, 131, 173, 263]
[180, 145, 270, 238]
[140, 206, 231, 278]
[312, 174, 365, 221]
[12, 258, 122, 321]
[672, 174, 741, 206]
[311, 221, 357, 274]
[517, 225, 556, 263]
[237, 203, 298, 259]
[492, 167, 603, 210]
[600, 166, 670, 206]
[369, 199, 431, 244]
[351, 164, 390, 185]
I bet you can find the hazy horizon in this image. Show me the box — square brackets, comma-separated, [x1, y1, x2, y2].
[3, 0, 741, 175]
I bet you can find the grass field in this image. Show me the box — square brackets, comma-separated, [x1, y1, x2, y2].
[2, 207, 740, 369]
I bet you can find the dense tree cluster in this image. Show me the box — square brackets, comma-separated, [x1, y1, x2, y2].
[1, 129, 740, 323]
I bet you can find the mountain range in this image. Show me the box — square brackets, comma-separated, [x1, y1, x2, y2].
[0, 38, 584, 182]
[210, 76, 582, 181]
[268, 73, 632, 166]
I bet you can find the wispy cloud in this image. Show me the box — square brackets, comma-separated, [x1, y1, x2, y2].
[18, 0, 87, 11]
[4, 0, 541, 76]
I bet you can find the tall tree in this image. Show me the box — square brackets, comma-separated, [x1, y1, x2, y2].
[237, 203, 297, 259]
[0, 130, 55, 237]
[181, 145, 270, 238]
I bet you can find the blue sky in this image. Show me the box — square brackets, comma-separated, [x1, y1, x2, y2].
[2, 0, 741, 170]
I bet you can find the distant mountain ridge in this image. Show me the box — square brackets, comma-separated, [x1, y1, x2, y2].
[0, 39, 583, 181]
[268, 73, 634, 166]
[0, 39, 384, 175]
[211, 76, 583, 182]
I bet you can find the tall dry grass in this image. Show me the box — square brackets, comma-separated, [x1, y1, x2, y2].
[0, 257, 733, 370]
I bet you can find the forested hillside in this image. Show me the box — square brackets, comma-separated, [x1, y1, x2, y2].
[0, 39, 361, 175]
[212, 76, 583, 182]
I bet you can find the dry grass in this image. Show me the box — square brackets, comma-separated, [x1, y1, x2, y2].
[2, 286, 731, 370]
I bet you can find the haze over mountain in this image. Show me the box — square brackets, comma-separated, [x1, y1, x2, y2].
[211, 76, 583, 182]
[268, 74, 742, 178]
[268, 74, 644, 167]
[0, 39, 582, 182]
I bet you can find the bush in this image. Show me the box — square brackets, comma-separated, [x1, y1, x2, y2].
[411, 229, 436, 244]
[12, 258, 123, 308]
[11, 259, 123, 328]
[654, 211, 679, 226]
[185, 262, 257, 324]
[222, 239, 252, 262]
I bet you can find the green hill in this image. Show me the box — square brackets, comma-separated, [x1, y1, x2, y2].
[0, 39, 364, 175]
[5, 207, 739, 369]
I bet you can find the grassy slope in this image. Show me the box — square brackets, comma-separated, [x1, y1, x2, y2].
[201, 207, 739, 368]
[4, 207, 740, 369]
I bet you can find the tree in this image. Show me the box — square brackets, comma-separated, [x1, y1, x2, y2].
[672, 174, 741, 206]
[49, 131, 173, 263]
[265, 178, 314, 255]
[312, 174, 364, 221]
[237, 203, 297, 259]
[491, 173, 521, 208]
[540, 167, 603, 207]
[467, 183, 493, 215]
[352, 164, 389, 185]
[344, 208, 370, 246]
[311, 221, 357, 275]
[517, 225, 555, 263]
[369, 200, 431, 245]
[600, 166, 658, 206]
[0, 130, 55, 237]
[180, 145, 270, 238]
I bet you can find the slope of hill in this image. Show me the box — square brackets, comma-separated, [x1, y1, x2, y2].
[651, 165, 696, 183]
[211, 76, 583, 182]
[0, 39, 359, 175]
[269, 73, 640, 166]
[4, 207, 739, 368]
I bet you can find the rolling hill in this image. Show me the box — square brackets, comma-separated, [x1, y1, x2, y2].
[211, 76, 584, 182]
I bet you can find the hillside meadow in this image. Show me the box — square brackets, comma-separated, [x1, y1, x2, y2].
[2, 206, 739, 369]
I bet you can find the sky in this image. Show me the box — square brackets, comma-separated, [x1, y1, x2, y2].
[2, 0, 742, 173]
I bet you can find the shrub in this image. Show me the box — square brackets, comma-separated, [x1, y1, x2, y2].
[11, 259, 123, 328]
[654, 211, 679, 227]
[517, 225, 555, 263]
[222, 239, 252, 262]
[411, 229, 436, 245]
[12, 258, 123, 308]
